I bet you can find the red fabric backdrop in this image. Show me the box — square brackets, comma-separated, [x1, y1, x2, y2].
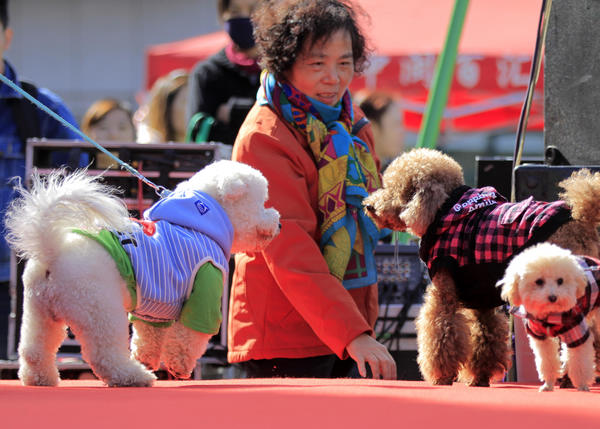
[145, 0, 544, 132]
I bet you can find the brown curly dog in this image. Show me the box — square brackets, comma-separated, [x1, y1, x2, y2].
[363, 148, 600, 386]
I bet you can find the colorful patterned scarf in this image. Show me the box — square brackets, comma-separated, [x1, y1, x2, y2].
[258, 71, 383, 289]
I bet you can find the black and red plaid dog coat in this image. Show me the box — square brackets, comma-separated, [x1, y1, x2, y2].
[419, 186, 572, 310]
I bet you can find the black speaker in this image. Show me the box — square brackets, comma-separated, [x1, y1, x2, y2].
[514, 164, 600, 201]
[475, 157, 514, 198]
[475, 157, 544, 199]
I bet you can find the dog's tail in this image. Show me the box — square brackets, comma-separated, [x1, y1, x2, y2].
[559, 168, 600, 225]
[4, 169, 134, 265]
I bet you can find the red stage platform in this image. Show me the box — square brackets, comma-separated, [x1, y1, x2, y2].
[1, 379, 599, 428]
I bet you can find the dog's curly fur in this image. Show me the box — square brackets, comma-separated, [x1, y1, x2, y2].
[4, 161, 280, 387]
[500, 243, 600, 391]
[363, 148, 600, 386]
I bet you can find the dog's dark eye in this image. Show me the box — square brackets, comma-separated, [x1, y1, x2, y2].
[535, 278, 544, 286]
[557, 278, 563, 285]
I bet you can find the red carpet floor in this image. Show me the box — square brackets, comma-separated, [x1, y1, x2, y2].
[1, 379, 599, 428]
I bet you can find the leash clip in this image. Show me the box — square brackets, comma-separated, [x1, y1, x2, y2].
[156, 186, 172, 199]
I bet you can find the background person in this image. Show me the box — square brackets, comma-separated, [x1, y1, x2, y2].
[185, 0, 262, 146]
[0, 0, 85, 360]
[355, 89, 405, 171]
[228, 0, 396, 380]
[81, 98, 136, 169]
[136, 69, 189, 143]
[81, 98, 136, 142]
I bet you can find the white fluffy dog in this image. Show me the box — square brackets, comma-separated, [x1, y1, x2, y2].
[4, 160, 280, 387]
[500, 243, 600, 391]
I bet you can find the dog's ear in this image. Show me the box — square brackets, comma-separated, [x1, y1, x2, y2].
[499, 265, 522, 306]
[573, 264, 588, 298]
[221, 177, 248, 202]
[401, 182, 447, 236]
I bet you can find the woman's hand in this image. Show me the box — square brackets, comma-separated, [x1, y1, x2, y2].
[346, 333, 397, 380]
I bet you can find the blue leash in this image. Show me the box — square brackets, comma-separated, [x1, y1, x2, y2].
[0, 73, 171, 198]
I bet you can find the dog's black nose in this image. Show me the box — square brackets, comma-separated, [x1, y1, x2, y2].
[548, 295, 557, 303]
[364, 204, 375, 213]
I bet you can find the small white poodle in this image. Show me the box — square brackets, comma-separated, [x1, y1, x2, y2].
[499, 243, 600, 391]
[4, 160, 280, 387]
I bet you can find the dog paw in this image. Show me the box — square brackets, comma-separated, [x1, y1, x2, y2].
[20, 372, 60, 387]
[104, 367, 157, 387]
[577, 385, 590, 392]
[558, 374, 574, 389]
[468, 377, 490, 387]
[167, 368, 193, 380]
[539, 382, 554, 392]
[431, 376, 454, 386]
[164, 360, 195, 380]
[18, 365, 60, 387]
[97, 358, 157, 387]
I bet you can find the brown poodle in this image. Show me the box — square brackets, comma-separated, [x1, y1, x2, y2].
[363, 148, 600, 386]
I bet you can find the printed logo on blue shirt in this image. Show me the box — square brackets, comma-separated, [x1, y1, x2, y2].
[195, 200, 210, 215]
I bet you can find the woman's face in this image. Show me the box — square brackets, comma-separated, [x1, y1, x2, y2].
[89, 109, 136, 142]
[285, 29, 354, 106]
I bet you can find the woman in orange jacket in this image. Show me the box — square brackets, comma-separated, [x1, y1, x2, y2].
[228, 0, 396, 380]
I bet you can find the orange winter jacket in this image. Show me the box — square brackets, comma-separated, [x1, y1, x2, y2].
[228, 102, 382, 363]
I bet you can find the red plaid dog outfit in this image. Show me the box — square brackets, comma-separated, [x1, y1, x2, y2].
[419, 186, 572, 309]
[511, 256, 600, 348]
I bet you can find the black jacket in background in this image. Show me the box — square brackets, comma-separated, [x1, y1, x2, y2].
[186, 48, 261, 146]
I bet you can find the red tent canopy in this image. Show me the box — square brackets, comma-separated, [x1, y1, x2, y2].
[145, 0, 544, 132]
[146, 31, 230, 91]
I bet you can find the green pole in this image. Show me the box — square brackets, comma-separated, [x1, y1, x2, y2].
[416, 0, 470, 149]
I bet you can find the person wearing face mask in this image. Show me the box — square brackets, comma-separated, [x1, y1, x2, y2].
[185, 0, 261, 147]
[228, 0, 397, 380]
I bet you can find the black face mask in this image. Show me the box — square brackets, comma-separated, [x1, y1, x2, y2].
[224, 17, 256, 50]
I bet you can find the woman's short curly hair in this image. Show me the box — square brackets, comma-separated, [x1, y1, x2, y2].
[252, 0, 370, 80]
